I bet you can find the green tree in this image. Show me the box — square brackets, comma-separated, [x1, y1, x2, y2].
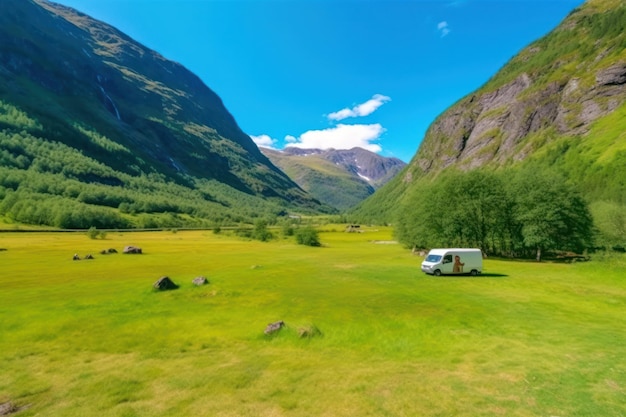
[394, 181, 445, 250]
[510, 169, 594, 261]
[252, 219, 273, 242]
[395, 171, 512, 253]
[394, 168, 594, 260]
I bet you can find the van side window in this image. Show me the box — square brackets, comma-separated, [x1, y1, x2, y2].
[443, 254, 452, 264]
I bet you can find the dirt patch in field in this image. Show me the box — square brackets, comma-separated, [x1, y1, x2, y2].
[0, 401, 29, 416]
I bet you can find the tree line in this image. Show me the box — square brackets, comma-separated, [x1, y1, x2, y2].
[0, 129, 292, 229]
[393, 168, 595, 260]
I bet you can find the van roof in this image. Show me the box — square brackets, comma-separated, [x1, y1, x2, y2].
[428, 248, 482, 254]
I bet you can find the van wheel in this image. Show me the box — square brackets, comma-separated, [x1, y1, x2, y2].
[434, 270, 441, 276]
[470, 270, 478, 276]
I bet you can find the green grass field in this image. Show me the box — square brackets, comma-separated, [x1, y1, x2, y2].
[1, 228, 625, 416]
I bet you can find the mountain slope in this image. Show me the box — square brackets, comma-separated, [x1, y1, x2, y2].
[262, 147, 405, 210]
[351, 0, 626, 228]
[0, 0, 326, 228]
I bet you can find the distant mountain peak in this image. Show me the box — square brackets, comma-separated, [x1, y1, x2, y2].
[262, 147, 405, 210]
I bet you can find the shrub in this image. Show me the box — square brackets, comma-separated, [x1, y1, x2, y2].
[295, 226, 321, 247]
[86, 226, 106, 239]
[252, 219, 273, 242]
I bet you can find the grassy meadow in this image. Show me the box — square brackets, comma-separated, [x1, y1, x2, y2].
[1, 227, 625, 416]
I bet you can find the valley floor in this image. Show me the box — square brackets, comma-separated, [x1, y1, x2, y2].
[1, 228, 625, 416]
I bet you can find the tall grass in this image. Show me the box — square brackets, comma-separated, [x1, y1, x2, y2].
[1, 228, 625, 416]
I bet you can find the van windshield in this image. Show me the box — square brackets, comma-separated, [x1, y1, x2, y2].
[426, 254, 442, 262]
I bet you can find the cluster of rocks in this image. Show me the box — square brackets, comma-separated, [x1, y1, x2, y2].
[150, 278, 321, 340]
[72, 246, 142, 260]
[150, 275, 322, 340]
[153, 275, 209, 291]
[263, 321, 323, 339]
[70, 244, 322, 341]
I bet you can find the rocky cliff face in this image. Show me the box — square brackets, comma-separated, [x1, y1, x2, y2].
[352, 0, 626, 222]
[414, 64, 626, 176]
[408, 0, 626, 179]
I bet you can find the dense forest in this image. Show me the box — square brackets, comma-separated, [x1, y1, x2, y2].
[0, 102, 306, 229]
[393, 169, 599, 260]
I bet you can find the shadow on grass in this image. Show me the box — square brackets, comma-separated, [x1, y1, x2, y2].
[430, 273, 509, 278]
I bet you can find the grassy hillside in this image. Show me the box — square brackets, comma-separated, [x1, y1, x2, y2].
[262, 149, 373, 210]
[1, 229, 625, 416]
[350, 0, 626, 250]
[0, 107, 324, 229]
[0, 0, 326, 229]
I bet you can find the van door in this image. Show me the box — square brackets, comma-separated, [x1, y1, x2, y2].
[441, 253, 454, 274]
[452, 253, 466, 274]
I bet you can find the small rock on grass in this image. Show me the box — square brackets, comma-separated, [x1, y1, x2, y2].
[264, 321, 285, 335]
[123, 246, 142, 254]
[153, 276, 179, 291]
[0, 401, 26, 416]
[192, 276, 209, 286]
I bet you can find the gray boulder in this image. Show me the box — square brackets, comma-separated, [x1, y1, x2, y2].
[192, 276, 209, 286]
[123, 246, 142, 254]
[264, 321, 285, 335]
[153, 276, 178, 291]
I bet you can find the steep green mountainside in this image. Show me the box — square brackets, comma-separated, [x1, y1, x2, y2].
[0, 0, 326, 229]
[262, 147, 405, 211]
[351, 0, 626, 246]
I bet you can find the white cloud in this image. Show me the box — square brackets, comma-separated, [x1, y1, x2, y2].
[286, 124, 384, 153]
[327, 94, 391, 121]
[284, 135, 297, 143]
[437, 21, 450, 37]
[250, 134, 277, 149]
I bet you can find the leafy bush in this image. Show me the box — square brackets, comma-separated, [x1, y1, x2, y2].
[252, 219, 273, 242]
[86, 226, 107, 240]
[295, 226, 321, 247]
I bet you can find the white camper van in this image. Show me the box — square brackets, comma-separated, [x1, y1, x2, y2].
[421, 248, 483, 276]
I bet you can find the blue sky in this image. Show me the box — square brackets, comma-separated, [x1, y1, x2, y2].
[52, 0, 583, 162]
